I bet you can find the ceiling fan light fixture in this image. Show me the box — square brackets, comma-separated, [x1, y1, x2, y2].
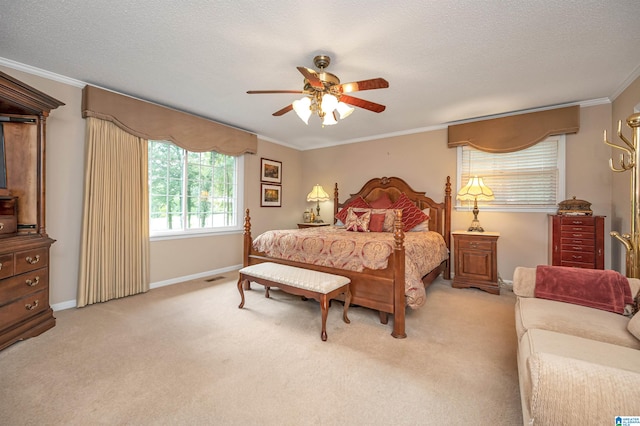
[292, 97, 312, 124]
[336, 101, 355, 119]
[322, 111, 338, 126]
[320, 93, 339, 114]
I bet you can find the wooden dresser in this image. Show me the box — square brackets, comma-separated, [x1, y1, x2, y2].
[548, 215, 604, 269]
[0, 70, 63, 351]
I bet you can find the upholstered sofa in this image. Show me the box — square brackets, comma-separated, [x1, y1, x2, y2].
[513, 266, 640, 425]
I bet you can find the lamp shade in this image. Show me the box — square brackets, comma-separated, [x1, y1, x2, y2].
[306, 184, 330, 202]
[292, 97, 312, 124]
[457, 176, 494, 201]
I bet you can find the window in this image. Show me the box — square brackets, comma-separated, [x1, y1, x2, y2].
[457, 135, 565, 212]
[148, 141, 244, 237]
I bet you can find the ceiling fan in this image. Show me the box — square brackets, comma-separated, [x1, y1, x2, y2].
[247, 55, 389, 125]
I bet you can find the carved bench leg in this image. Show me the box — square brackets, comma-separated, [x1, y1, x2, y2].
[237, 277, 246, 309]
[320, 294, 329, 342]
[343, 287, 351, 324]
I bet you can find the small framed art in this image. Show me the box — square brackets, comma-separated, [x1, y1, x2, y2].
[261, 183, 282, 207]
[260, 158, 282, 184]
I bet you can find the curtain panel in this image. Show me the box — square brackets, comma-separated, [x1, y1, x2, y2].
[82, 85, 257, 156]
[447, 106, 580, 153]
[77, 117, 150, 307]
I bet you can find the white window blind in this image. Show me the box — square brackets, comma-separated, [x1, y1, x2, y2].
[457, 135, 565, 212]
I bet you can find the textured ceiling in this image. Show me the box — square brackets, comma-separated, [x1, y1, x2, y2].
[1, 1, 640, 150]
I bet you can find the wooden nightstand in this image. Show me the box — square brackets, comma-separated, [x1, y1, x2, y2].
[297, 222, 331, 229]
[452, 230, 500, 295]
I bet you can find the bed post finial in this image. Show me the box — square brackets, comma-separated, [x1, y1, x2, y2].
[393, 209, 404, 250]
[244, 208, 251, 235]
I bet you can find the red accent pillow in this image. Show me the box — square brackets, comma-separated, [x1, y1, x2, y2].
[369, 192, 393, 209]
[389, 193, 429, 232]
[335, 196, 370, 224]
[369, 213, 386, 232]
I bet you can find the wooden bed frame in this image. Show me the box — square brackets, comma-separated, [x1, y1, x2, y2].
[242, 176, 452, 338]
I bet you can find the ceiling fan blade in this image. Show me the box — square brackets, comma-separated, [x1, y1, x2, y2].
[338, 78, 389, 93]
[339, 94, 386, 113]
[272, 104, 294, 116]
[247, 90, 304, 94]
[296, 67, 324, 89]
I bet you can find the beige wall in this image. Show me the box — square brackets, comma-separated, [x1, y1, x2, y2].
[611, 75, 640, 273]
[1, 62, 633, 307]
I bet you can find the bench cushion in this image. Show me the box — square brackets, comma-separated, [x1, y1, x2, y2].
[239, 262, 350, 294]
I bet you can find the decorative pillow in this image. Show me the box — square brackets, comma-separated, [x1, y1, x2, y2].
[389, 193, 429, 232]
[628, 312, 640, 341]
[409, 208, 431, 232]
[345, 208, 371, 232]
[353, 208, 395, 232]
[369, 192, 393, 209]
[335, 196, 370, 224]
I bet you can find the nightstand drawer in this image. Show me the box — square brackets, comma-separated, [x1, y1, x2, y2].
[457, 239, 493, 251]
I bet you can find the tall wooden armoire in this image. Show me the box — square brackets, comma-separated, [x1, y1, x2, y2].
[0, 71, 64, 350]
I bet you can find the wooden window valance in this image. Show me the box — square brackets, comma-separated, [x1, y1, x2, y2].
[447, 106, 579, 153]
[82, 85, 257, 156]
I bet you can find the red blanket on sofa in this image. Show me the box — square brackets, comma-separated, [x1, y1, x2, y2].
[535, 265, 633, 314]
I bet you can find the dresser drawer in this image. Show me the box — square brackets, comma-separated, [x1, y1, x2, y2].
[0, 288, 49, 330]
[561, 251, 595, 264]
[14, 247, 48, 275]
[0, 267, 48, 305]
[560, 237, 594, 247]
[560, 230, 594, 240]
[559, 216, 595, 226]
[0, 253, 13, 280]
[560, 243, 595, 253]
[0, 215, 17, 234]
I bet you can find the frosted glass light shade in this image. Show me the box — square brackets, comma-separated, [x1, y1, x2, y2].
[336, 102, 354, 119]
[292, 97, 312, 124]
[322, 112, 337, 126]
[321, 93, 338, 114]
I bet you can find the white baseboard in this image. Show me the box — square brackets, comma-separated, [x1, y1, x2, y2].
[51, 264, 242, 312]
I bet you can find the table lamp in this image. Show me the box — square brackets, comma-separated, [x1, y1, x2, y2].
[307, 184, 330, 223]
[457, 176, 494, 232]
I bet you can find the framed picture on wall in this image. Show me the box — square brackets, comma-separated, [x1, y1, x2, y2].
[260, 158, 282, 184]
[261, 183, 282, 207]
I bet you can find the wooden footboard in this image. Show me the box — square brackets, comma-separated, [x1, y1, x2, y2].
[243, 208, 407, 338]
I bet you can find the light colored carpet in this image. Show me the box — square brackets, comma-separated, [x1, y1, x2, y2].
[0, 273, 522, 425]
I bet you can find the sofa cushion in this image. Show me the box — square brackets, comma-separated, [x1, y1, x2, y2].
[515, 297, 640, 349]
[518, 328, 640, 424]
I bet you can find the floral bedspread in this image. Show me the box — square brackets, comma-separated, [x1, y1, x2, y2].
[252, 226, 449, 309]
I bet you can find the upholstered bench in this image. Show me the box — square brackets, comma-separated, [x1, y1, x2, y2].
[237, 262, 351, 341]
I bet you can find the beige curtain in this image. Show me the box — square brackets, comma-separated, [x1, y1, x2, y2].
[77, 117, 150, 307]
[447, 106, 580, 153]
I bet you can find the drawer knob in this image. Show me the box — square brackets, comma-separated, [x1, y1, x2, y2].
[25, 300, 39, 311]
[25, 255, 40, 265]
[26, 276, 40, 287]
